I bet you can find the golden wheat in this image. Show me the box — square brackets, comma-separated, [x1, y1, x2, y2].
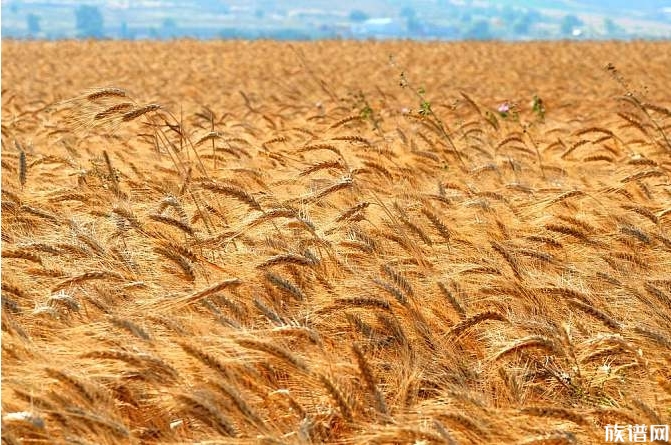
[2, 39, 671, 445]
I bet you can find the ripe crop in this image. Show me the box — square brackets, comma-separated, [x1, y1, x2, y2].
[2, 40, 670, 444]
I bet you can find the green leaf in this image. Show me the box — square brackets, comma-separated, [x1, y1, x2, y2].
[419, 100, 431, 116]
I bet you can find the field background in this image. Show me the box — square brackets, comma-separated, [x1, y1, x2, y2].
[2, 40, 671, 444]
[3, 0, 671, 40]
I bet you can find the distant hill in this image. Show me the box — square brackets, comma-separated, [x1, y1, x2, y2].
[2, 0, 670, 40]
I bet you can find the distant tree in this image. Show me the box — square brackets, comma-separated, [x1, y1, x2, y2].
[406, 15, 424, 35]
[526, 9, 542, 23]
[506, 8, 541, 36]
[120, 21, 134, 40]
[162, 18, 178, 38]
[560, 14, 583, 36]
[75, 5, 104, 38]
[500, 5, 517, 24]
[604, 18, 624, 36]
[460, 11, 473, 23]
[349, 10, 369, 23]
[512, 16, 531, 35]
[464, 19, 492, 40]
[27, 13, 41, 36]
[400, 6, 416, 20]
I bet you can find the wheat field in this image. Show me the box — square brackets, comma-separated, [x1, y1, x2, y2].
[1, 40, 670, 444]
